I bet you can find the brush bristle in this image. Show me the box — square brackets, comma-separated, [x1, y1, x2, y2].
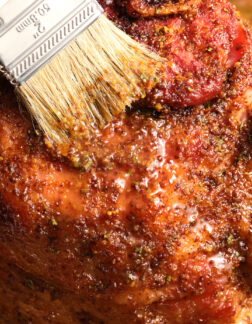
[16, 15, 163, 147]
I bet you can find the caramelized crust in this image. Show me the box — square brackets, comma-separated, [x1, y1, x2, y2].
[0, 0, 251, 323]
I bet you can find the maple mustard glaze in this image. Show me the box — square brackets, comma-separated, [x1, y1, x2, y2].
[0, 0, 251, 323]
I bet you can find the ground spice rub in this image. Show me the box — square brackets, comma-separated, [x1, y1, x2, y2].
[123, 0, 202, 17]
[0, 0, 251, 323]
[104, 0, 249, 109]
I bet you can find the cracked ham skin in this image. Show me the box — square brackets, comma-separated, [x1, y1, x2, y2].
[0, 0, 251, 323]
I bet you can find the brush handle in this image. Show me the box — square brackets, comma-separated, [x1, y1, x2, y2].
[0, 0, 103, 84]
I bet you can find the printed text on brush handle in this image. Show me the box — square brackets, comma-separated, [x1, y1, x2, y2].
[16, 3, 50, 40]
[0, 0, 103, 83]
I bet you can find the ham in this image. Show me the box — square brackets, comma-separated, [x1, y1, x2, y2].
[0, 0, 251, 323]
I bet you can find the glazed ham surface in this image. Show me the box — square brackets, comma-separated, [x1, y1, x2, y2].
[0, 0, 251, 323]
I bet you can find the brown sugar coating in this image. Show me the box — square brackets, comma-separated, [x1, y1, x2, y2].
[0, 0, 251, 323]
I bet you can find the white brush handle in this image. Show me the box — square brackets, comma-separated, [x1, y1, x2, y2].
[0, 0, 103, 84]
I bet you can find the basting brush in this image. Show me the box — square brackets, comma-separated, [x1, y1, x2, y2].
[0, 0, 162, 148]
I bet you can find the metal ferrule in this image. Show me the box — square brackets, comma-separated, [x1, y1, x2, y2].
[0, 0, 103, 84]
